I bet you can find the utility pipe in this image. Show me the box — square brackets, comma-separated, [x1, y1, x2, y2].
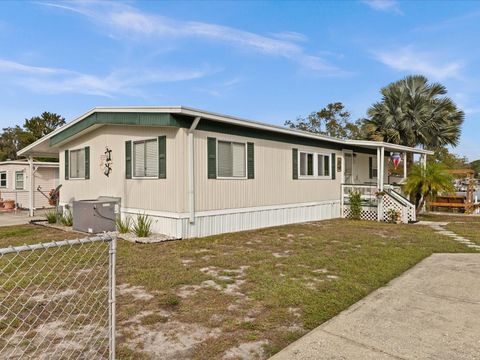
[188, 117, 201, 224]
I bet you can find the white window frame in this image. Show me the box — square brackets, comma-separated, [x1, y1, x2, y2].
[371, 157, 378, 178]
[132, 138, 159, 179]
[15, 171, 24, 190]
[216, 139, 248, 180]
[298, 151, 332, 180]
[0, 171, 6, 188]
[69, 148, 86, 180]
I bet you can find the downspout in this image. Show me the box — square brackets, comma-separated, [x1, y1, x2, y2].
[188, 117, 201, 224]
[28, 155, 34, 217]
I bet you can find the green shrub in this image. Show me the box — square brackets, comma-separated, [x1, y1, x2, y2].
[349, 190, 362, 220]
[132, 213, 153, 237]
[116, 216, 132, 234]
[45, 210, 58, 224]
[60, 209, 73, 226]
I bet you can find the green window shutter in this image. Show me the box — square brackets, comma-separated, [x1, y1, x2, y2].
[125, 141, 132, 179]
[292, 148, 298, 179]
[247, 142, 254, 179]
[369, 157, 373, 179]
[84, 146, 90, 179]
[158, 136, 167, 179]
[64, 150, 69, 180]
[331, 153, 336, 180]
[207, 137, 217, 179]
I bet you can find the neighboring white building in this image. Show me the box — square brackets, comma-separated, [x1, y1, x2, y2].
[0, 160, 59, 210]
[18, 106, 432, 238]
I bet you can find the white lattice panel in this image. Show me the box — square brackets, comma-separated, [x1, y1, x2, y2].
[343, 207, 378, 221]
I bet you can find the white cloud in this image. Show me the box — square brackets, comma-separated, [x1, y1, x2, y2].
[38, 1, 347, 76]
[373, 46, 463, 80]
[0, 58, 214, 97]
[361, 0, 403, 15]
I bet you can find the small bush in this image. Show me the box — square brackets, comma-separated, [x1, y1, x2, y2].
[116, 216, 131, 234]
[132, 213, 153, 237]
[349, 190, 362, 220]
[60, 209, 73, 226]
[387, 208, 401, 223]
[45, 210, 58, 224]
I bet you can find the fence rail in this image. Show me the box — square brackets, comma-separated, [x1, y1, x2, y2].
[0, 235, 116, 359]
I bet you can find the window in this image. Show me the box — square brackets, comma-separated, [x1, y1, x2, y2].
[299, 151, 331, 179]
[70, 148, 86, 179]
[369, 156, 378, 178]
[133, 139, 158, 178]
[218, 141, 246, 178]
[317, 154, 330, 177]
[300, 152, 314, 176]
[15, 171, 24, 190]
[0, 172, 6, 188]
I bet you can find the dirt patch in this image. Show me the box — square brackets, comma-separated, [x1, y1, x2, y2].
[125, 321, 221, 359]
[223, 340, 268, 360]
[118, 283, 155, 301]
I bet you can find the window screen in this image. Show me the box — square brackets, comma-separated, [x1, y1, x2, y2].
[133, 139, 158, 177]
[70, 149, 86, 179]
[218, 141, 246, 178]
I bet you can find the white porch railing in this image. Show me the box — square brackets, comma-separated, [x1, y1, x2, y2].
[341, 184, 416, 223]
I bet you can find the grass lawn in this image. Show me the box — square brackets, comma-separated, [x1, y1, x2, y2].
[0, 219, 475, 359]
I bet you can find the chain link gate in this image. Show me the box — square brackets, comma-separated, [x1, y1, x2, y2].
[0, 235, 116, 359]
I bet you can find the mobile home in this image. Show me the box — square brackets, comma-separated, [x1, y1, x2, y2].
[0, 160, 59, 210]
[18, 107, 432, 238]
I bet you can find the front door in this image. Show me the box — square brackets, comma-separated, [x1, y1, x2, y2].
[343, 151, 353, 184]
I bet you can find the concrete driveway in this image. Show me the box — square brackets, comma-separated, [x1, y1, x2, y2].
[0, 210, 47, 227]
[271, 254, 480, 360]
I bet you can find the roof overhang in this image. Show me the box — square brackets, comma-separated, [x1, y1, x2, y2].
[0, 160, 59, 167]
[18, 106, 434, 157]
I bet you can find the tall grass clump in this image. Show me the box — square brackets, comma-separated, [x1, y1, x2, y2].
[45, 210, 58, 224]
[60, 209, 73, 226]
[132, 213, 153, 237]
[116, 216, 132, 234]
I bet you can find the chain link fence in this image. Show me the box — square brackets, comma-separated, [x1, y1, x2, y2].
[0, 235, 116, 359]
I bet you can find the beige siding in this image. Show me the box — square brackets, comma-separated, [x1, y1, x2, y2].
[59, 125, 185, 213]
[193, 130, 342, 212]
[350, 153, 388, 185]
[0, 163, 58, 209]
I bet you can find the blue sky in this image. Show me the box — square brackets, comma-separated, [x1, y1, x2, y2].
[0, 0, 479, 160]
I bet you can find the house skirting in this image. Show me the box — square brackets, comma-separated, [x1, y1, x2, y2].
[122, 200, 341, 239]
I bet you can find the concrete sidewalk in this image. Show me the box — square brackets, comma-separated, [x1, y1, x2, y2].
[270, 254, 480, 360]
[0, 210, 47, 227]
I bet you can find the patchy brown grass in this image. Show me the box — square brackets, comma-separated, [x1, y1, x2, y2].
[0, 220, 476, 359]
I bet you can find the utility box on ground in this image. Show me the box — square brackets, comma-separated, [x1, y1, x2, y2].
[72, 198, 120, 233]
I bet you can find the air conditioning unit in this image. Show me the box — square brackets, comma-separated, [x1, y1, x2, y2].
[72, 198, 120, 234]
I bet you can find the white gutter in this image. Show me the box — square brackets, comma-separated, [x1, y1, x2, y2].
[187, 117, 201, 224]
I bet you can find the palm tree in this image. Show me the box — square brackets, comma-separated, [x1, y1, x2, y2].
[404, 163, 454, 214]
[364, 75, 464, 155]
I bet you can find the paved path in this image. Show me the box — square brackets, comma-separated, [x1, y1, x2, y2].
[270, 254, 480, 360]
[418, 221, 480, 251]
